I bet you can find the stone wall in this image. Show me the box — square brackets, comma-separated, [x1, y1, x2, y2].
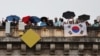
[0, 27, 99, 56]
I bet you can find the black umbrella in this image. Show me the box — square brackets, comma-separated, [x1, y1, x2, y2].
[78, 14, 90, 21]
[62, 11, 75, 19]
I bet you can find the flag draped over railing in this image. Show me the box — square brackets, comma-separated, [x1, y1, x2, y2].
[64, 23, 87, 37]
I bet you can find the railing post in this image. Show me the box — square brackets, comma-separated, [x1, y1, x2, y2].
[6, 43, 12, 54]
[79, 44, 84, 51]
[64, 44, 70, 55]
[50, 43, 55, 55]
[35, 44, 41, 54]
[93, 44, 98, 51]
[21, 44, 26, 54]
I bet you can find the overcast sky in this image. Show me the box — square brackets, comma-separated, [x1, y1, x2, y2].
[0, 0, 100, 23]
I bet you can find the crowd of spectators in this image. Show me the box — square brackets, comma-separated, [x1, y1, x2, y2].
[0, 16, 100, 27]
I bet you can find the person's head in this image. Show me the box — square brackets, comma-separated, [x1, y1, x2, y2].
[94, 20, 98, 23]
[59, 18, 63, 22]
[5, 19, 7, 22]
[48, 20, 54, 26]
[85, 21, 91, 26]
[41, 17, 48, 23]
[69, 19, 74, 24]
[54, 17, 58, 22]
[75, 19, 80, 24]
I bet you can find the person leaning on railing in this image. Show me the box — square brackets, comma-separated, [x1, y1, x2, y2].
[39, 17, 48, 27]
[92, 20, 100, 27]
[2, 19, 7, 27]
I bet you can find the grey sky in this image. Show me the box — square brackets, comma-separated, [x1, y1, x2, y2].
[0, 0, 100, 23]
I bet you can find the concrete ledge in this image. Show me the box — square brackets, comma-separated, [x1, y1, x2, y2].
[0, 37, 100, 42]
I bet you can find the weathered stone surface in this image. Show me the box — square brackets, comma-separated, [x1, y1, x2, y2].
[0, 27, 99, 56]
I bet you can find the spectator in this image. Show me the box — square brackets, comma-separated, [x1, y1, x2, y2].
[67, 19, 74, 24]
[75, 18, 91, 26]
[75, 18, 81, 24]
[92, 20, 100, 27]
[54, 17, 59, 26]
[96, 16, 100, 24]
[40, 17, 48, 27]
[2, 19, 7, 26]
[54, 17, 64, 26]
[48, 20, 54, 26]
[11, 18, 18, 26]
[30, 19, 37, 26]
[85, 21, 91, 27]
[59, 18, 64, 26]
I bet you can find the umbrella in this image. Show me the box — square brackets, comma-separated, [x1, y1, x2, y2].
[6, 15, 20, 21]
[22, 16, 31, 24]
[78, 14, 90, 21]
[62, 11, 75, 19]
[30, 16, 40, 23]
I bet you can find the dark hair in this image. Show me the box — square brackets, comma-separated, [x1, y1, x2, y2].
[94, 20, 98, 23]
[41, 17, 48, 22]
[47, 20, 54, 26]
[59, 18, 63, 22]
[54, 17, 58, 22]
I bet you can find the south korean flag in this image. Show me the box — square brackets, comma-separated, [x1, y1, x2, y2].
[64, 23, 87, 37]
